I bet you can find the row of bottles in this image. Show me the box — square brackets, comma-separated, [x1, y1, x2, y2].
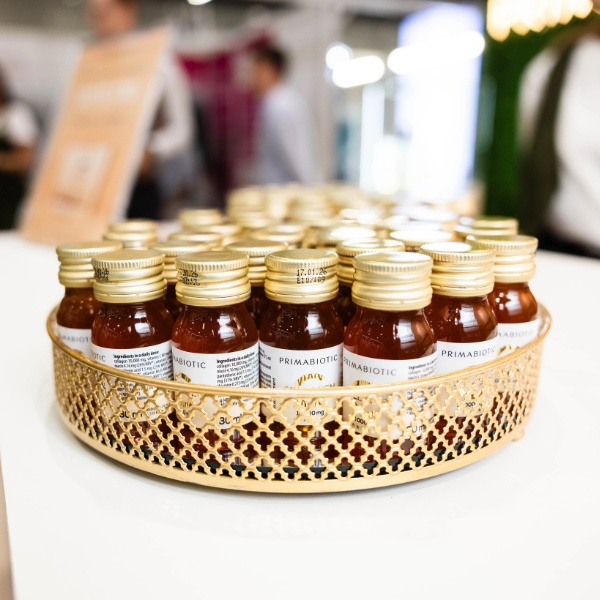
[55, 231, 538, 393]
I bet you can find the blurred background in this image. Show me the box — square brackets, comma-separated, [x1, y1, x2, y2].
[1, 0, 600, 256]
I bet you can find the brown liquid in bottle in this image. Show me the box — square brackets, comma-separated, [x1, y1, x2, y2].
[57, 288, 99, 331]
[92, 298, 174, 350]
[173, 303, 257, 353]
[488, 282, 538, 325]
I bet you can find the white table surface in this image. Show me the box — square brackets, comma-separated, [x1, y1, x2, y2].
[0, 232, 598, 600]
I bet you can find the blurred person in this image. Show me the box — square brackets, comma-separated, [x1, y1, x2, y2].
[88, 0, 195, 219]
[520, 7, 600, 258]
[0, 68, 39, 230]
[250, 46, 320, 185]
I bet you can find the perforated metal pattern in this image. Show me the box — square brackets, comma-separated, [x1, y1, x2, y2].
[49, 308, 550, 493]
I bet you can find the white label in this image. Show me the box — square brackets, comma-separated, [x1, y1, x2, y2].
[343, 349, 437, 386]
[172, 344, 259, 388]
[437, 338, 498, 374]
[497, 318, 540, 355]
[91, 340, 173, 380]
[57, 325, 92, 358]
[259, 343, 342, 389]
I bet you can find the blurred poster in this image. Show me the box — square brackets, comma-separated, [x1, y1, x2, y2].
[21, 27, 171, 245]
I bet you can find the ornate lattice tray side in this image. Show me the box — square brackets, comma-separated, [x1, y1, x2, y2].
[48, 307, 551, 493]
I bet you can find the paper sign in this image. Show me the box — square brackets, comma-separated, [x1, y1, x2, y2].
[20, 27, 171, 245]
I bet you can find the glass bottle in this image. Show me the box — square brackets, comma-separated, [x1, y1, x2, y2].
[344, 251, 437, 386]
[259, 249, 344, 389]
[336, 238, 405, 327]
[91, 250, 174, 378]
[149, 240, 210, 321]
[420, 242, 498, 374]
[389, 229, 453, 253]
[249, 224, 307, 249]
[169, 231, 222, 250]
[467, 234, 539, 355]
[56, 241, 122, 357]
[171, 251, 259, 395]
[224, 240, 287, 329]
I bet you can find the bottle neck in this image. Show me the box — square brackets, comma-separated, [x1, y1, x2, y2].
[180, 301, 248, 317]
[100, 297, 165, 314]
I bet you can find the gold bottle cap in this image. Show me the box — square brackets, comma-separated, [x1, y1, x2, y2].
[264, 249, 339, 304]
[396, 220, 444, 231]
[316, 225, 377, 249]
[225, 240, 288, 286]
[169, 231, 223, 249]
[419, 242, 496, 297]
[186, 223, 243, 246]
[92, 250, 167, 304]
[149, 240, 211, 285]
[454, 223, 516, 241]
[389, 229, 454, 252]
[103, 230, 158, 249]
[466, 234, 537, 283]
[232, 213, 278, 230]
[179, 208, 224, 227]
[107, 219, 157, 234]
[56, 241, 123, 288]
[462, 215, 519, 232]
[352, 252, 433, 311]
[175, 251, 251, 307]
[249, 224, 307, 248]
[336, 239, 406, 286]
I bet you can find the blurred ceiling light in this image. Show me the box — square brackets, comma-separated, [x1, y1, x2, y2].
[387, 31, 485, 75]
[332, 56, 386, 89]
[325, 43, 353, 70]
[487, 0, 593, 41]
[188, 0, 212, 5]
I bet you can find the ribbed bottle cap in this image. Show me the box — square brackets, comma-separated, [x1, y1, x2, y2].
[264, 249, 339, 304]
[336, 239, 406, 286]
[463, 215, 519, 232]
[419, 242, 496, 297]
[249, 224, 307, 248]
[466, 234, 537, 283]
[225, 240, 288, 286]
[378, 215, 410, 232]
[103, 230, 158, 249]
[149, 240, 211, 285]
[407, 207, 460, 224]
[232, 213, 278, 230]
[56, 241, 123, 288]
[352, 252, 433, 311]
[175, 251, 251, 307]
[454, 223, 516, 241]
[108, 220, 157, 234]
[92, 250, 167, 303]
[389, 229, 454, 252]
[169, 231, 223, 249]
[316, 225, 377, 249]
[179, 208, 224, 227]
[182, 223, 242, 246]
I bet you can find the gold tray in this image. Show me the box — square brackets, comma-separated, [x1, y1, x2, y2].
[48, 306, 551, 493]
